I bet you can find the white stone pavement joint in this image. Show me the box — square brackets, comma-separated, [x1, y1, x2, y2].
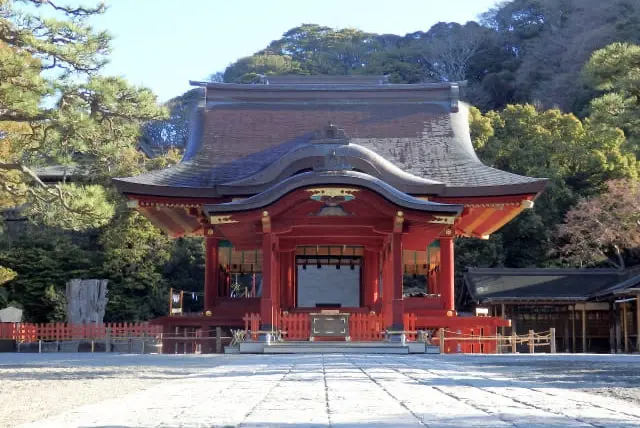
[238, 361, 297, 427]
[346, 356, 428, 427]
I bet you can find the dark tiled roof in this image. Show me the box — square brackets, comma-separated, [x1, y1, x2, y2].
[590, 266, 640, 298]
[464, 268, 623, 302]
[114, 79, 546, 198]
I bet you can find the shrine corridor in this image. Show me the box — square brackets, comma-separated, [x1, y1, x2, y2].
[3, 354, 640, 427]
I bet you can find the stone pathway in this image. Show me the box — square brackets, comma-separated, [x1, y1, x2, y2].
[14, 354, 640, 427]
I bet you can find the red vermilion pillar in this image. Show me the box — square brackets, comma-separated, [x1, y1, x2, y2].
[362, 250, 372, 307]
[260, 233, 275, 328]
[440, 234, 455, 312]
[382, 247, 392, 327]
[370, 251, 380, 306]
[391, 232, 405, 329]
[204, 235, 219, 312]
[279, 250, 295, 310]
[290, 251, 297, 308]
[274, 246, 281, 314]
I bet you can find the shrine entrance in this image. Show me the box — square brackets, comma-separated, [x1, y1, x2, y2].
[295, 246, 362, 309]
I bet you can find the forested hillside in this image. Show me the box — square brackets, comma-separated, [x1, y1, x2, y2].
[2, 0, 640, 321]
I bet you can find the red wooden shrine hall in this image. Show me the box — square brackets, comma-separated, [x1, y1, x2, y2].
[113, 76, 547, 347]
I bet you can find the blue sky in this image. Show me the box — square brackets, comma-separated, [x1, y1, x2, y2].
[91, 0, 501, 101]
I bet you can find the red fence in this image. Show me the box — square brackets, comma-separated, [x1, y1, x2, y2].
[240, 312, 419, 342]
[403, 313, 417, 341]
[349, 312, 384, 341]
[280, 312, 310, 340]
[242, 313, 261, 340]
[0, 322, 162, 342]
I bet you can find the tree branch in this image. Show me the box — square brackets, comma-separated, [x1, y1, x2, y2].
[0, 162, 48, 188]
[30, 0, 106, 17]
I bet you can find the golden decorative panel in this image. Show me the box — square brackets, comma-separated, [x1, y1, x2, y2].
[429, 215, 456, 225]
[306, 187, 359, 203]
[210, 215, 238, 225]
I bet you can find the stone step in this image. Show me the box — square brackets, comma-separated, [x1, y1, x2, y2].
[263, 344, 409, 354]
[238, 341, 437, 354]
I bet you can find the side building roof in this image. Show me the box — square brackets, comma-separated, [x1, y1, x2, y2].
[464, 268, 624, 303]
[114, 77, 547, 199]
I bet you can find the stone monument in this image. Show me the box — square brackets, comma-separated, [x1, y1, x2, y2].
[66, 279, 108, 324]
[0, 306, 22, 323]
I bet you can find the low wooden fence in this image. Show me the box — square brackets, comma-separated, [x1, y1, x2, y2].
[161, 326, 232, 354]
[280, 312, 310, 340]
[349, 312, 384, 341]
[0, 322, 162, 342]
[431, 328, 557, 354]
[241, 312, 417, 342]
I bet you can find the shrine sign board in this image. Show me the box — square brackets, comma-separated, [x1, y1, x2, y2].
[310, 311, 350, 340]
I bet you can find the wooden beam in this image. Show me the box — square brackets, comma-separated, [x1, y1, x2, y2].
[139, 206, 183, 237]
[204, 235, 219, 311]
[582, 306, 587, 353]
[571, 306, 576, 353]
[261, 211, 271, 233]
[623, 302, 629, 353]
[462, 208, 495, 236]
[393, 211, 404, 233]
[440, 234, 455, 313]
[431, 194, 535, 206]
[475, 206, 523, 237]
[162, 207, 195, 234]
[637, 295, 640, 354]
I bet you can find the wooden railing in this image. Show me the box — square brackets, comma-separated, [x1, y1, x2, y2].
[349, 312, 384, 341]
[0, 322, 162, 342]
[240, 312, 419, 342]
[242, 313, 261, 340]
[429, 328, 557, 354]
[403, 313, 417, 341]
[280, 312, 310, 340]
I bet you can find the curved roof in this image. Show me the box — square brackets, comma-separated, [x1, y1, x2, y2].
[114, 78, 547, 199]
[205, 170, 463, 215]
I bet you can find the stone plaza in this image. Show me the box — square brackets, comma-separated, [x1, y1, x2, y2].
[2, 353, 639, 427]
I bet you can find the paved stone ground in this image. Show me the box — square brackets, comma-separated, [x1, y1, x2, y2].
[3, 353, 640, 427]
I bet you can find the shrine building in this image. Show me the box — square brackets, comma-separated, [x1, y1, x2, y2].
[114, 76, 547, 350]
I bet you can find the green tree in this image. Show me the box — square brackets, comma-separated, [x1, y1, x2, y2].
[0, 228, 99, 322]
[584, 42, 640, 153]
[0, 0, 168, 231]
[99, 212, 172, 322]
[469, 104, 637, 268]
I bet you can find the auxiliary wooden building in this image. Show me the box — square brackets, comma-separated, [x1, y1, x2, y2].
[114, 76, 547, 351]
[465, 268, 640, 353]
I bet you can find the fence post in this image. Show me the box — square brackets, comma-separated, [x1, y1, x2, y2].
[529, 330, 534, 354]
[183, 328, 188, 354]
[497, 333, 502, 354]
[216, 327, 222, 353]
[38, 339, 42, 353]
[512, 332, 517, 353]
[438, 328, 445, 354]
[550, 328, 556, 354]
[105, 328, 111, 353]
